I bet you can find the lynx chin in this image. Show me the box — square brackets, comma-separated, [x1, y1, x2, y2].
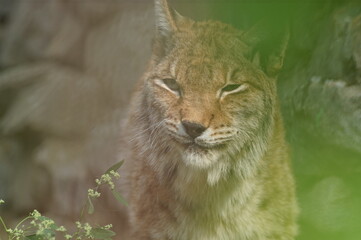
[118, 0, 298, 239]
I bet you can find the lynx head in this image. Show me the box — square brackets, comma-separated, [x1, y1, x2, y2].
[143, 0, 288, 170]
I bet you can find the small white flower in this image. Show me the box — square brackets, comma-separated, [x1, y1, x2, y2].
[65, 234, 72, 239]
[95, 178, 101, 185]
[103, 224, 113, 230]
[83, 223, 93, 237]
[109, 170, 120, 178]
[56, 226, 67, 232]
[88, 189, 101, 198]
[30, 209, 41, 218]
[75, 221, 82, 229]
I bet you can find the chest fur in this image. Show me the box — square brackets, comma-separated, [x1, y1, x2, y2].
[129, 164, 268, 240]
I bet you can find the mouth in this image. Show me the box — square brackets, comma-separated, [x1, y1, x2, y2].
[166, 132, 228, 168]
[167, 131, 226, 151]
[169, 136, 209, 152]
[186, 142, 209, 151]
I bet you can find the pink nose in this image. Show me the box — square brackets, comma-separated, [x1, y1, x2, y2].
[181, 121, 207, 139]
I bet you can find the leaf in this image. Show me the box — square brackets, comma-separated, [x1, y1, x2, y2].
[25, 234, 44, 240]
[87, 196, 95, 214]
[37, 216, 53, 223]
[111, 190, 128, 206]
[25, 229, 55, 239]
[90, 227, 116, 239]
[105, 160, 124, 174]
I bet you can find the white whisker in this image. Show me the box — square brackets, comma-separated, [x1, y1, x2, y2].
[130, 119, 165, 142]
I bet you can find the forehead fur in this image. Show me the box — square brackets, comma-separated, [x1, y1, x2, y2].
[174, 20, 250, 60]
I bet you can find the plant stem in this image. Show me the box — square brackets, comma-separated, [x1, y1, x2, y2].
[14, 216, 32, 230]
[0, 216, 8, 232]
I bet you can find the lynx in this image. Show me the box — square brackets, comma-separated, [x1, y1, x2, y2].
[119, 0, 298, 239]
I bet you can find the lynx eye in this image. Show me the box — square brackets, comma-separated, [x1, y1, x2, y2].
[163, 78, 180, 92]
[154, 78, 181, 96]
[222, 84, 241, 92]
[220, 83, 248, 98]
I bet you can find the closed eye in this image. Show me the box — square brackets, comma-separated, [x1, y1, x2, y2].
[220, 83, 249, 98]
[154, 78, 181, 96]
[222, 84, 241, 92]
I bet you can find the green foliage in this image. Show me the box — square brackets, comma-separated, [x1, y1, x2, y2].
[0, 161, 125, 240]
[111, 190, 128, 207]
[90, 227, 116, 239]
[105, 160, 124, 175]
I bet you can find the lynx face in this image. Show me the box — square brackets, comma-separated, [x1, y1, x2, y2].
[145, 21, 276, 169]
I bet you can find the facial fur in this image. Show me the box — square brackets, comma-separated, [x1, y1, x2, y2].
[142, 21, 276, 172]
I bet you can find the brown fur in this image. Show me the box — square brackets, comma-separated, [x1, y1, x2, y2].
[119, 0, 298, 239]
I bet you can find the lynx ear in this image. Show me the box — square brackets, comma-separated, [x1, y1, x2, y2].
[153, 0, 189, 60]
[154, 0, 181, 37]
[243, 21, 289, 77]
